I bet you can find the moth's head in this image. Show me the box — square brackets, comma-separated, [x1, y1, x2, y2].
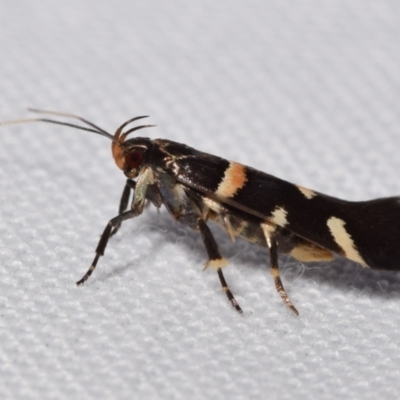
[111, 116, 155, 179]
[112, 137, 153, 179]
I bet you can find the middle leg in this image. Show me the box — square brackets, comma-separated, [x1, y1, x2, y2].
[198, 219, 242, 313]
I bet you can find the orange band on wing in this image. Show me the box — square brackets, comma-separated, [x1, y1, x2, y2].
[215, 162, 247, 198]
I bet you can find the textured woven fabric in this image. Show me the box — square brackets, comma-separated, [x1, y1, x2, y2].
[1, 1, 400, 399]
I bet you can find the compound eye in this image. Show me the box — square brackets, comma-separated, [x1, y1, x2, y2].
[125, 150, 144, 170]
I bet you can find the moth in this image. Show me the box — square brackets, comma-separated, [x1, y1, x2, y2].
[3, 109, 400, 314]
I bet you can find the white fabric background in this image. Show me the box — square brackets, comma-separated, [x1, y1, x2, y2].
[1, 1, 400, 399]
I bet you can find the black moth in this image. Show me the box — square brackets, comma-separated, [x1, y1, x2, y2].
[3, 109, 400, 314]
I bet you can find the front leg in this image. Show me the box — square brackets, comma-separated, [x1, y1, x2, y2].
[77, 167, 154, 285]
[111, 180, 163, 237]
[76, 208, 143, 285]
[110, 179, 136, 237]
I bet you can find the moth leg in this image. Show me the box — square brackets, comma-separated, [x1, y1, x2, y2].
[198, 219, 243, 313]
[110, 179, 136, 237]
[111, 180, 162, 237]
[269, 237, 299, 315]
[266, 232, 299, 315]
[76, 208, 142, 285]
[77, 167, 154, 285]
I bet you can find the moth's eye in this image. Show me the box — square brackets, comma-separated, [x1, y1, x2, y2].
[125, 150, 144, 169]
